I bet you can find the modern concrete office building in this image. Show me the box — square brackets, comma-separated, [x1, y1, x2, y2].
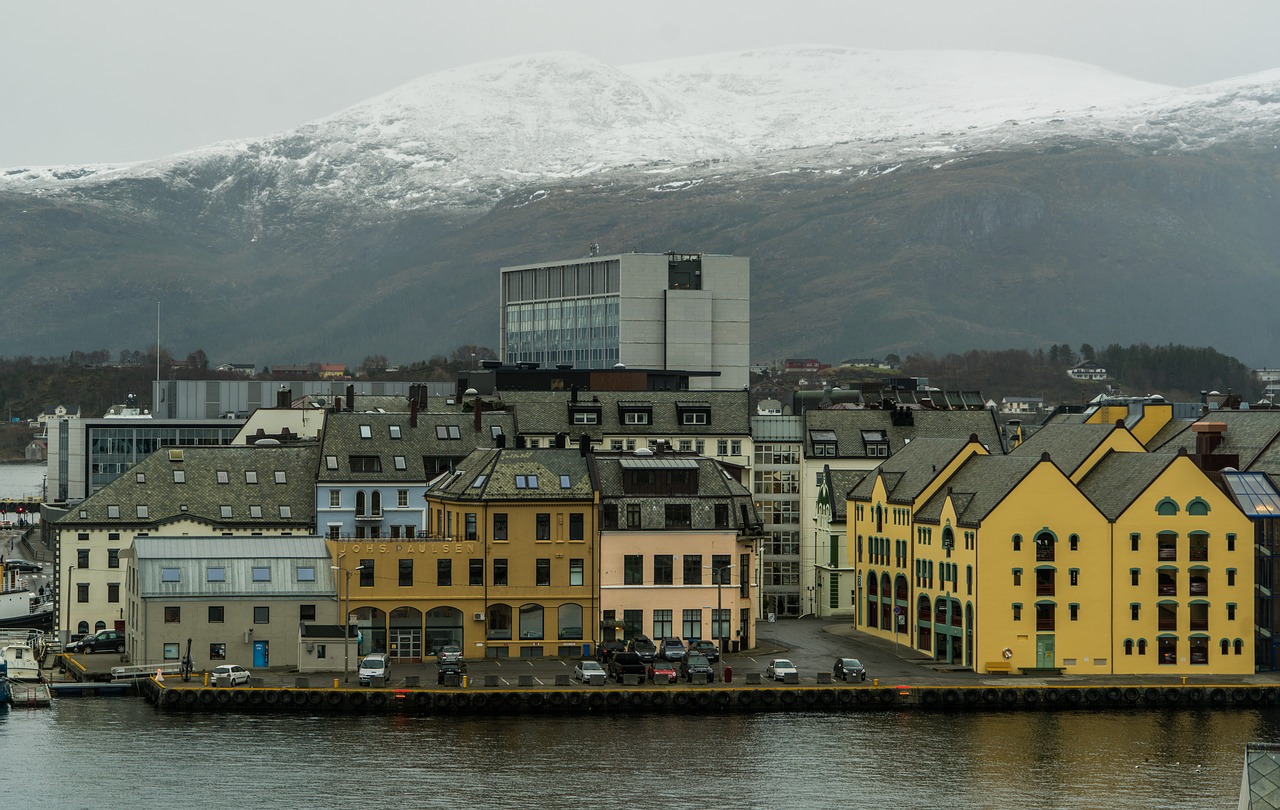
[499, 252, 750, 390]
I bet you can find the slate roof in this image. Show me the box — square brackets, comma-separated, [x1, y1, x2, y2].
[1076, 451, 1179, 520]
[58, 445, 321, 530]
[1007, 422, 1123, 475]
[1150, 411, 1280, 474]
[595, 453, 761, 531]
[480, 390, 750, 440]
[802, 409, 1004, 459]
[848, 436, 978, 503]
[826, 468, 868, 521]
[316, 411, 517, 482]
[915, 455, 1043, 526]
[1242, 742, 1280, 810]
[430, 447, 595, 502]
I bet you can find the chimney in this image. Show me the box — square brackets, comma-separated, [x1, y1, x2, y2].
[473, 396, 483, 433]
[276, 386, 291, 408]
[495, 432, 507, 449]
[346, 384, 355, 412]
[409, 398, 418, 429]
[571, 385, 579, 404]
[1193, 422, 1227, 456]
[515, 434, 527, 449]
[579, 433, 592, 456]
[555, 433, 567, 449]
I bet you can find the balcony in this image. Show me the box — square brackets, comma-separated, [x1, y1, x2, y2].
[354, 511, 384, 522]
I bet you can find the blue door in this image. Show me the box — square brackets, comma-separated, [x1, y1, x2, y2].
[253, 640, 269, 668]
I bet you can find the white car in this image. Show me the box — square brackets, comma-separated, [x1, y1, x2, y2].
[765, 658, 799, 681]
[574, 659, 606, 682]
[358, 652, 391, 685]
[210, 664, 251, 687]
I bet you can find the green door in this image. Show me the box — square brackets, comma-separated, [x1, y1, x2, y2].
[1036, 635, 1056, 668]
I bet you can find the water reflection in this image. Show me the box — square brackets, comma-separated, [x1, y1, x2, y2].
[1, 701, 1272, 808]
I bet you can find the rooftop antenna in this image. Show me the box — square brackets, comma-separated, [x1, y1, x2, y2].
[155, 301, 161, 414]
[588, 242, 599, 257]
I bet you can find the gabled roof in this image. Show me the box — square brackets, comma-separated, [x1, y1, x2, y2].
[58, 445, 320, 528]
[848, 436, 978, 503]
[803, 409, 1003, 459]
[431, 447, 594, 501]
[1008, 422, 1122, 476]
[1076, 451, 1180, 520]
[826, 468, 868, 521]
[316, 411, 516, 482]
[915, 455, 1043, 526]
[1150, 411, 1280, 473]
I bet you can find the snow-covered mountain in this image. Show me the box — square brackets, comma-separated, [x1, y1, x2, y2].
[3, 46, 1280, 369]
[4, 46, 1277, 215]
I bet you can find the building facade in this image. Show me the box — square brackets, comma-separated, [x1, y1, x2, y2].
[499, 252, 750, 389]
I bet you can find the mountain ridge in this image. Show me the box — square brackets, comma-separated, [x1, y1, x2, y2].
[2, 47, 1278, 368]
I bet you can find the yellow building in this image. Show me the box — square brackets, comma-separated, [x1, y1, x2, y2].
[849, 426, 1256, 676]
[368, 446, 599, 661]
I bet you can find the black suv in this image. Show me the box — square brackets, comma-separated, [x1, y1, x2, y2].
[607, 652, 648, 682]
[679, 654, 716, 683]
[833, 657, 867, 682]
[627, 636, 657, 663]
[597, 639, 626, 663]
[67, 629, 125, 654]
[688, 640, 719, 662]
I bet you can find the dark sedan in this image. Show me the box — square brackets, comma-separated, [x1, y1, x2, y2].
[833, 657, 867, 682]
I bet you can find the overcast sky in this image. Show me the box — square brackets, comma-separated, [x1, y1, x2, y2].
[4, 0, 1277, 168]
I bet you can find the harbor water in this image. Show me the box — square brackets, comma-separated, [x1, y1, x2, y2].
[0, 698, 1274, 808]
[0, 462, 45, 502]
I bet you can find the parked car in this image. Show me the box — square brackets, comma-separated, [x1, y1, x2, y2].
[66, 629, 125, 654]
[574, 659, 606, 682]
[358, 653, 391, 685]
[688, 640, 719, 663]
[627, 636, 657, 663]
[658, 637, 686, 661]
[4, 559, 42, 573]
[833, 657, 867, 682]
[437, 660, 468, 685]
[607, 652, 648, 682]
[765, 658, 798, 681]
[679, 654, 716, 683]
[437, 645, 463, 664]
[596, 639, 626, 663]
[648, 660, 678, 684]
[210, 664, 251, 687]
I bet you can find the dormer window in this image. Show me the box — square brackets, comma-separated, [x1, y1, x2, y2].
[810, 429, 838, 457]
[436, 425, 461, 440]
[515, 475, 540, 489]
[861, 430, 889, 458]
[619, 402, 653, 425]
[569, 404, 602, 425]
[677, 402, 711, 426]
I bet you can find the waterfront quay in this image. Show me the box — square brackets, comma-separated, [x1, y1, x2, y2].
[53, 618, 1280, 716]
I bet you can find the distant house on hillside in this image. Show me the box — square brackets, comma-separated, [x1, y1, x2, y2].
[1000, 396, 1044, 416]
[783, 359, 830, 374]
[317, 364, 347, 380]
[1068, 360, 1108, 381]
[217, 363, 257, 377]
[25, 438, 46, 462]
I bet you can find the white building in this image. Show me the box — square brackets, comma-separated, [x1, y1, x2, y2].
[499, 251, 750, 390]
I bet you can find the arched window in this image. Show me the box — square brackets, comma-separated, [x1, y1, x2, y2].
[557, 603, 583, 639]
[371, 490, 382, 516]
[1124, 639, 1134, 655]
[867, 572, 879, 597]
[1156, 498, 1179, 516]
[1137, 638, 1147, 655]
[1187, 498, 1210, 516]
[486, 603, 512, 640]
[355, 490, 367, 517]
[94, 620, 106, 632]
[1012, 533, 1022, 552]
[1221, 638, 1230, 655]
[1234, 638, 1244, 655]
[1035, 531, 1055, 562]
[77, 621, 89, 634]
[519, 603, 544, 640]
[918, 594, 931, 617]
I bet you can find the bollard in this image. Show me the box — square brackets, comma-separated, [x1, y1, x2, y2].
[1181, 676, 1187, 685]
[873, 678, 879, 687]
[724, 665, 733, 684]
[334, 678, 340, 689]
[462, 675, 468, 688]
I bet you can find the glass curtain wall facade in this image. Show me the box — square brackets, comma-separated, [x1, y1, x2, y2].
[755, 441, 803, 617]
[503, 260, 621, 368]
[87, 425, 240, 494]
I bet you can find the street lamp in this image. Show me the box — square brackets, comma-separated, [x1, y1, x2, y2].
[64, 565, 75, 649]
[705, 565, 732, 653]
[331, 561, 366, 682]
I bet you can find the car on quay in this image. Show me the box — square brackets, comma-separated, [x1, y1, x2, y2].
[4, 559, 42, 573]
[658, 637, 686, 661]
[66, 629, 125, 654]
[210, 664, 251, 687]
[437, 660, 468, 686]
[358, 653, 391, 685]
[765, 658, 798, 681]
[597, 639, 626, 663]
[574, 659, 606, 683]
[437, 645, 463, 664]
[679, 654, 716, 683]
[687, 640, 719, 662]
[607, 652, 648, 682]
[648, 660, 678, 684]
[833, 657, 867, 682]
[627, 635, 657, 663]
